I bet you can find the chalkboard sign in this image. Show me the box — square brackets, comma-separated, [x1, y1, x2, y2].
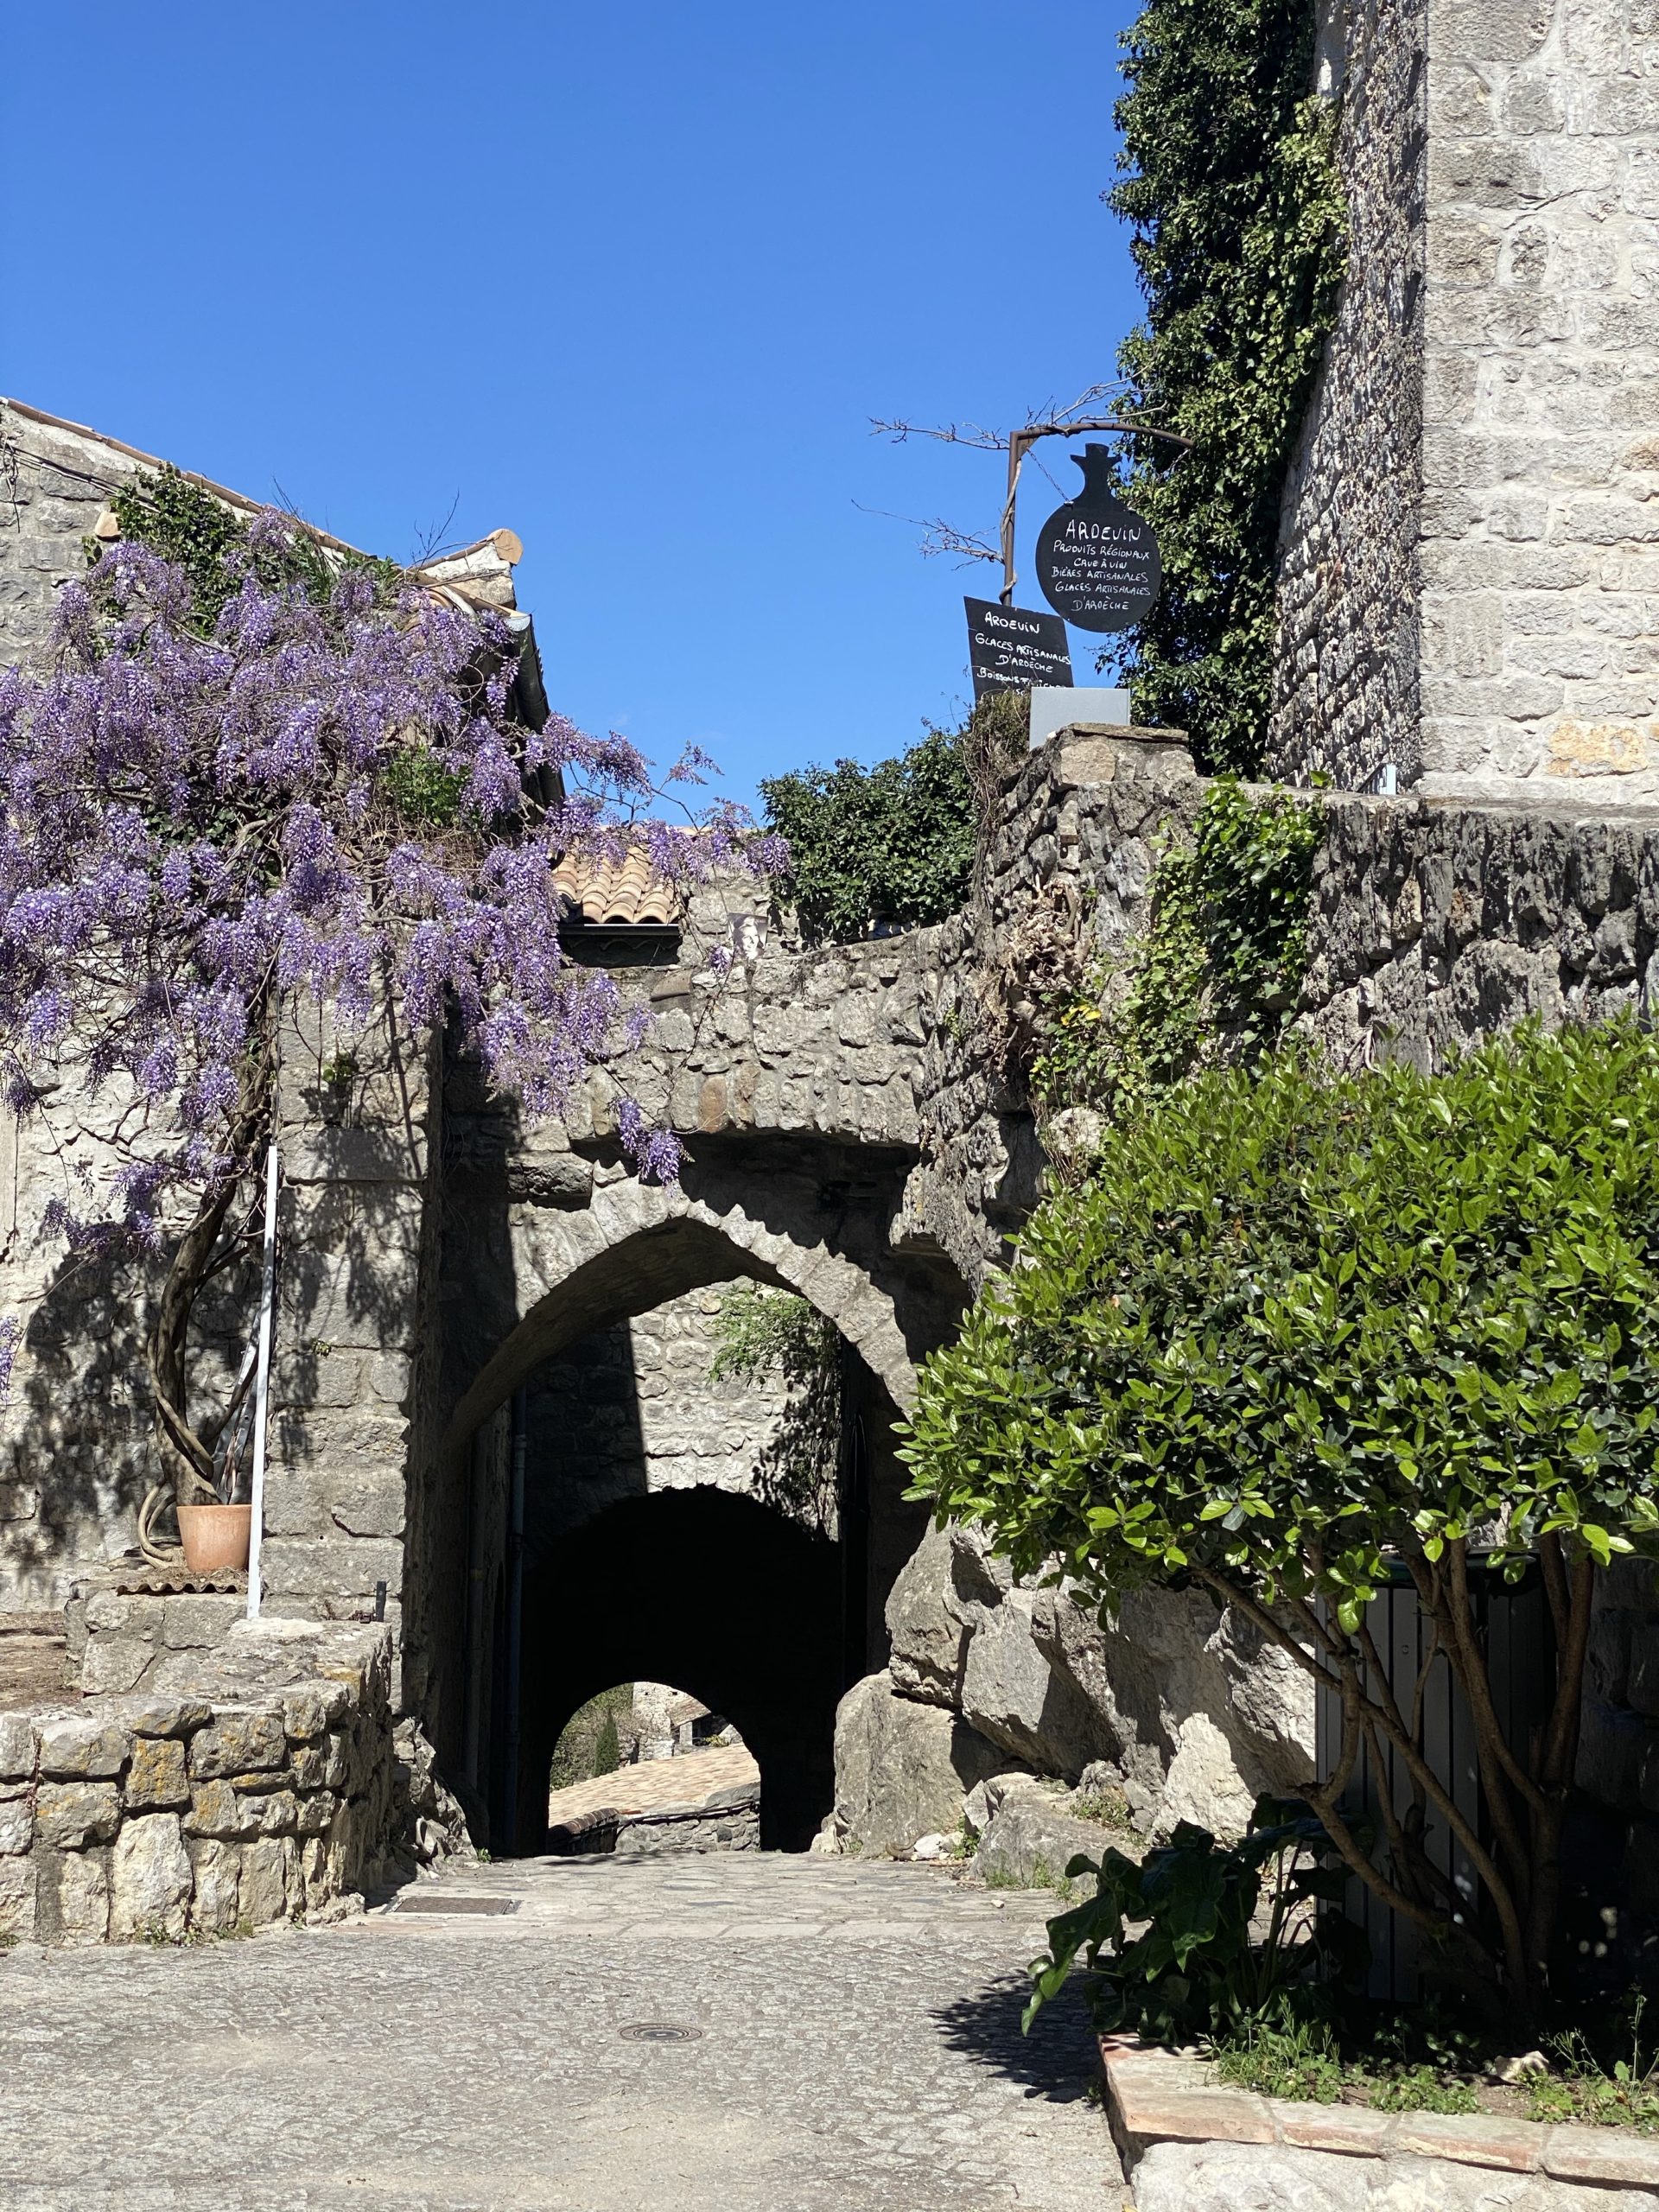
[1034, 444, 1160, 634]
[963, 596, 1073, 701]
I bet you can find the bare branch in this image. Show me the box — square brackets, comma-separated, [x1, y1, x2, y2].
[850, 501, 999, 567]
[409, 491, 464, 568]
[868, 416, 1007, 453]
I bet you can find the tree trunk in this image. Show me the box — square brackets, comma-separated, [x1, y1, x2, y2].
[143, 1019, 276, 1539]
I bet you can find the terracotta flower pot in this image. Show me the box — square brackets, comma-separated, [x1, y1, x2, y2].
[176, 1503, 251, 1573]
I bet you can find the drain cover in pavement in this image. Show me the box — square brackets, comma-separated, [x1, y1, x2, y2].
[618, 2023, 703, 2044]
[392, 1894, 519, 1916]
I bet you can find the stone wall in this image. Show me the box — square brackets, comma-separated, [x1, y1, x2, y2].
[613, 1784, 760, 1856]
[0, 1621, 397, 1944]
[898, 726, 1201, 1287]
[520, 1289, 803, 1572]
[1415, 0, 1659, 798]
[0, 399, 129, 670]
[1268, 0, 1427, 791]
[1268, 0, 1659, 801]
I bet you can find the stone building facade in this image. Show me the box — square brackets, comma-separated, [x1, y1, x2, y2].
[1269, 0, 1659, 801]
[7, 394, 1659, 1913]
[522, 1291, 805, 1565]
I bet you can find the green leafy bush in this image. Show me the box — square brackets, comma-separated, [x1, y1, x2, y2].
[905, 1020, 1659, 2020]
[1108, 0, 1348, 772]
[760, 723, 976, 943]
[1026, 1797, 1355, 2041]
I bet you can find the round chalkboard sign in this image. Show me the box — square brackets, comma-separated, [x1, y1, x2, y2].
[1034, 444, 1161, 633]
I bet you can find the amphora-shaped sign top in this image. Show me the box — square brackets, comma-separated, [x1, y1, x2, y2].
[1033, 444, 1161, 634]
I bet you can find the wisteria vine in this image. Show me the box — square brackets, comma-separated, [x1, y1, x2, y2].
[0, 512, 779, 1533]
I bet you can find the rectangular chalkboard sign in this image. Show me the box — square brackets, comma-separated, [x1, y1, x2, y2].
[964, 597, 1073, 700]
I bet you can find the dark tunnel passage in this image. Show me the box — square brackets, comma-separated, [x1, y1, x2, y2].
[512, 1488, 844, 1852]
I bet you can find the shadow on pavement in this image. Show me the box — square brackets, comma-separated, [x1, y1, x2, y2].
[931, 1967, 1100, 2104]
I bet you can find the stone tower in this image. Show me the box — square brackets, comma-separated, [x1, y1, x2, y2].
[1269, 0, 1659, 803]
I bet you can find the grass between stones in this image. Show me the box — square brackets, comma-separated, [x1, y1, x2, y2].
[1214, 2004, 1659, 2133]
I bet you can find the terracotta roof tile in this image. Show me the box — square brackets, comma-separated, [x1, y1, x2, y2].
[553, 849, 680, 927]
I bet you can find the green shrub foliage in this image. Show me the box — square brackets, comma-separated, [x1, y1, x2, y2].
[903, 1021, 1659, 2017]
[760, 724, 976, 943]
[1109, 0, 1348, 772]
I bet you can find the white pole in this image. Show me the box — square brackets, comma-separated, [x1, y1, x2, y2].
[245, 1140, 281, 1621]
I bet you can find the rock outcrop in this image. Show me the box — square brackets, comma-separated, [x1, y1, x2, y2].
[861, 1522, 1315, 1853]
[828, 1668, 1011, 1856]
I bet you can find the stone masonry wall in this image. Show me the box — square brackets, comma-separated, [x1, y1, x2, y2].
[1268, 0, 1429, 791]
[1269, 0, 1659, 800]
[0, 1621, 396, 1944]
[1416, 0, 1659, 798]
[0, 400, 128, 670]
[520, 1288, 806, 1574]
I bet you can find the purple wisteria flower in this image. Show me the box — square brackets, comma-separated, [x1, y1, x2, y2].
[0, 515, 778, 1267]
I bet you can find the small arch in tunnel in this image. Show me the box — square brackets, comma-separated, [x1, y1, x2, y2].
[508, 1487, 843, 1853]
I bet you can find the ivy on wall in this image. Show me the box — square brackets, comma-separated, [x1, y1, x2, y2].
[103, 463, 402, 633]
[1109, 0, 1348, 775]
[1029, 778, 1323, 1124]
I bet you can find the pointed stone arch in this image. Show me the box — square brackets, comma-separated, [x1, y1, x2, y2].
[441, 1173, 919, 1459]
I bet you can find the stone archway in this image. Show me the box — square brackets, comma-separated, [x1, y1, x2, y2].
[516, 1489, 843, 1851]
[440, 1162, 927, 1456]
[408, 1171, 944, 1847]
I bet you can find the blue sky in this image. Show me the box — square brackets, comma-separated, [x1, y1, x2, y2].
[3, 3, 1141, 816]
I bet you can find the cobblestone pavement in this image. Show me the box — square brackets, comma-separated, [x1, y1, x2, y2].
[545, 1741, 760, 1824]
[0, 1849, 1124, 2212]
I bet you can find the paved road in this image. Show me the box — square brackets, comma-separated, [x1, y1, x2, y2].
[545, 1741, 760, 1824]
[0, 1850, 1125, 2212]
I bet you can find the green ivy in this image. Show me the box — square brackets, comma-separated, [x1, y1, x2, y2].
[1030, 777, 1322, 1120]
[103, 463, 404, 636]
[1109, 0, 1348, 773]
[108, 464, 245, 632]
